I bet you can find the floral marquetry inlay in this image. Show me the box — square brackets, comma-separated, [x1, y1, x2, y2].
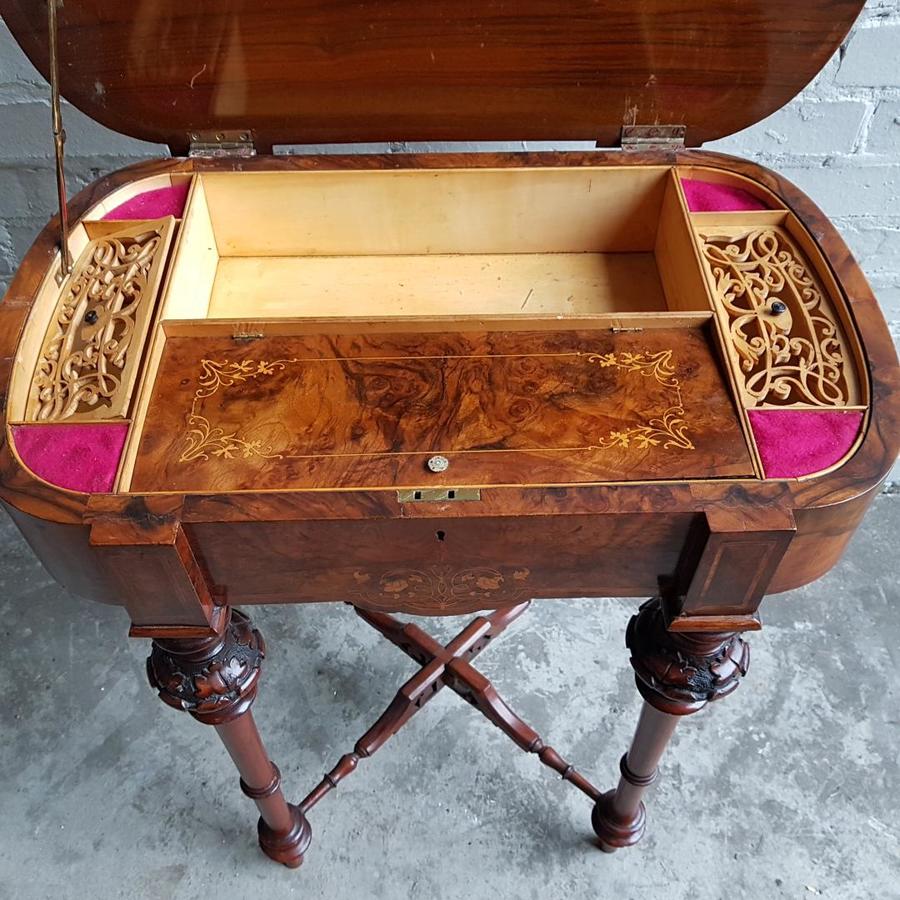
[26, 219, 174, 422]
[351, 565, 531, 614]
[697, 226, 860, 408]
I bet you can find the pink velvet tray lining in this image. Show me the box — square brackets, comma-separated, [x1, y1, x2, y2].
[102, 181, 190, 220]
[748, 409, 863, 479]
[681, 178, 770, 213]
[12, 423, 129, 494]
[12, 183, 189, 495]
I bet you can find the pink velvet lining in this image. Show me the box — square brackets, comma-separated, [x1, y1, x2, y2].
[748, 409, 863, 479]
[12, 423, 129, 493]
[681, 178, 769, 213]
[102, 182, 190, 220]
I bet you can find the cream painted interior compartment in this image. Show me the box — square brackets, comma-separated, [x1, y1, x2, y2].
[160, 167, 714, 322]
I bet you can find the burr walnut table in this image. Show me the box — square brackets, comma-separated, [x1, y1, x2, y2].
[1, 0, 898, 870]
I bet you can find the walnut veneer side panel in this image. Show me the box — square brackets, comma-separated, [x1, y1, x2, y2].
[768, 485, 878, 594]
[1, 499, 122, 604]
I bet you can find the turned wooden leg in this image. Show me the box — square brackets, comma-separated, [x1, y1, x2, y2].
[593, 597, 750, 851]
[146, 608, 311, 868]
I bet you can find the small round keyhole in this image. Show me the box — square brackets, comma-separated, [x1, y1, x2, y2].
[436, 530, 446, 542]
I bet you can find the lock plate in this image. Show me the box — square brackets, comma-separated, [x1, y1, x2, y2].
[397, 488, 481, 503]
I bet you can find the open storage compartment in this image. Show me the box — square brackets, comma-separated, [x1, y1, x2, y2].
[4, 162, 871, 495]
[160, 167, 714, 323]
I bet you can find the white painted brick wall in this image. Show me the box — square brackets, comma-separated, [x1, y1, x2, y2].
[708, 1, 900, 348]
[0, 4, 898, 481]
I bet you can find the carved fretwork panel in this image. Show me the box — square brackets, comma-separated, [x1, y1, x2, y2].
[697, 226, 861, 408]
[26, 218, 175, 422]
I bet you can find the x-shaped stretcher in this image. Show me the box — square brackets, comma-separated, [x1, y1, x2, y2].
[299, 602, 601, 816]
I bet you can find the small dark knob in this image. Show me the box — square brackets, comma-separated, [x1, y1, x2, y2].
[84, 309, 99, 324]
[770, 301, 787, 316]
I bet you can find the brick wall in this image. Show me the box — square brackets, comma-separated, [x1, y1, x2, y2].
[709, 0, 900, 349]
[1, 3, 898, 480]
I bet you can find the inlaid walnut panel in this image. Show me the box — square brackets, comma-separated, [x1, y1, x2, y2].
[696, 226, 860, 409]
[129, 327, 754, 492]
[26, 219, 175, 422]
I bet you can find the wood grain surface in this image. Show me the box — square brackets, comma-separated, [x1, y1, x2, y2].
[0, 0, 865, 151]
[128, 326, 753, 492]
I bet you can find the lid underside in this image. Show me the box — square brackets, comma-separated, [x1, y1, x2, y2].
[0, 0, 864, 153]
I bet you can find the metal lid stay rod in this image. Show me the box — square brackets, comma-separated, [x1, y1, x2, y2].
[48, 0, 71, 282]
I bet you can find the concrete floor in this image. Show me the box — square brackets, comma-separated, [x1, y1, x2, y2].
[0, 496, 898, 900]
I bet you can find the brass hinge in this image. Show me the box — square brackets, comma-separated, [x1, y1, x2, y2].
[231, 331, 265, 342]
[620, 125, 686, 152]
[610, 326, 644, 334]
[188, 130, 256, 158]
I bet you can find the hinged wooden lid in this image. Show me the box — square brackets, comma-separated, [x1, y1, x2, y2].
[1, 1, 864, 153]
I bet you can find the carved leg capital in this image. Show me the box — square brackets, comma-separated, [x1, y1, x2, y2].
[147, 608, 264, 725]
[627, 597, 750, 716]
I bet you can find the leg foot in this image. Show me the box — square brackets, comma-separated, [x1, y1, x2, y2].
[591, 705, 675, 850]
[258, 803, 312, 868]
[591, 789, 646, 852]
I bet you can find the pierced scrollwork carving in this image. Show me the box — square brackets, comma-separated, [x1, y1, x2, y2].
[625, 598, 750, 716]
[27, 219, 174, 422]
[146, 609, 265, 725]
[698, 226, 858, 408]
